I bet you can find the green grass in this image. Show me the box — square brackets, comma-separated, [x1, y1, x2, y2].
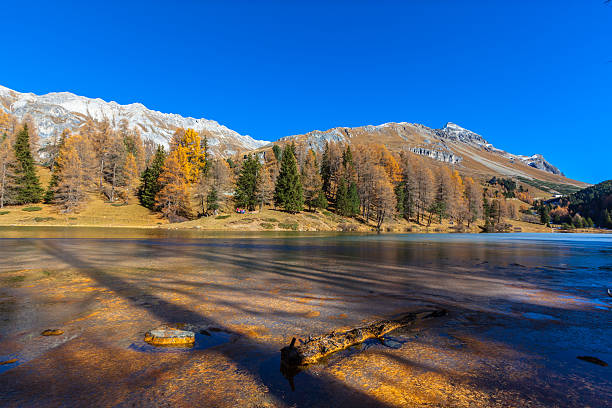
[0, 211, 9, 215]
[215, 215, 230, 220]
[278, 222, 298, 231]
[516, 176, 581, 196]
[111, 202, 128, 207]
[322, 210, 333, 217]
[306, 213, 318, 219]
[34, 217, 55, 222]
[261, 222, 274, 229]
[262, 217, 278, 222]
[22, 206, 42, 212]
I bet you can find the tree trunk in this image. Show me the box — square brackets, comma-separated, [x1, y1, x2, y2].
[99, 158, 104, 190]
[0, 163, 5, 208]
[110, 163, 116, 202]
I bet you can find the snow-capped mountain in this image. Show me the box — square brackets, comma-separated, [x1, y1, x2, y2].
[0, 84, 267, 156]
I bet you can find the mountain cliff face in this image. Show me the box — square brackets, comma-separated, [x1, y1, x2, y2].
[0, 84, 267, 156]
[275, 121, 575, 184]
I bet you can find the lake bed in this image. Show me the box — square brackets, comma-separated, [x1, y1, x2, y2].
[1, 229, 611, 407]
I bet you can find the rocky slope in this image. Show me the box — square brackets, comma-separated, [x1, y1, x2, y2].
[274, 122, 575, 185]
[0, 84, 267, 156]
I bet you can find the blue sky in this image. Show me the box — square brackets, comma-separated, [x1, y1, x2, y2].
[1, 1, 611, 183]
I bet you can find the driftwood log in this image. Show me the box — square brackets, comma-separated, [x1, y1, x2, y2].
[281, 309, 446, 366]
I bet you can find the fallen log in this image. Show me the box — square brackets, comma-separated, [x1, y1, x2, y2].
[281, 309, 446, 366]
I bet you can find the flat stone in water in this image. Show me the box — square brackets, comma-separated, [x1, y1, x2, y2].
[144, 328, 195, 346]
[41, 329, 64, 336]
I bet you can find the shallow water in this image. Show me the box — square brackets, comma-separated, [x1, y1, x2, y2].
[0, 228, 611, 407]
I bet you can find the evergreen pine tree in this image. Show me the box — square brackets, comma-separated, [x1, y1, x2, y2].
[320, 142, 331, 197]
[348, 181, 359, 216]
[234, 154, 260, 211]
[138, 146, 166, 209]
[206, 187, 219, 214]
[12, 125, 43, 204]
[336, 177, 350, 216]
[274, 144, 304, 213]
[272, 144, 282, 161]
[313, 189, 328, 209]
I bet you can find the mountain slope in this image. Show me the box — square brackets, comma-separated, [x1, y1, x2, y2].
[272, 121, 584, 188]
[0, 84, 267, 156]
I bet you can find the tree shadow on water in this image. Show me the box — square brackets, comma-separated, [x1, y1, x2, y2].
[1, 239, 394, 408]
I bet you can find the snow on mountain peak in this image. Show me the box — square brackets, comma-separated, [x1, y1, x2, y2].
[0, 84, 267, 156]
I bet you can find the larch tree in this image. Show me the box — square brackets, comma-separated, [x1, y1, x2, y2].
[52, 138, 86, 213]
[371, 165, 397, 230]
[415, 164, 435, 224]
[104, 134, 128, 202]
[464, 176, 483, 227]
[0, 133, 16, 208]
[11, 124, 43, 204]
[170, 128, 207, 184]
[257, 165, 275, 211]
[155, 150, 192, 220]
[301, 149, 323, 210]
[274, 144, 303, 213]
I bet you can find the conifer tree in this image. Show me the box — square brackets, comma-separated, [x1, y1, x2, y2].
[272, 144, 282, 161]
[52, 139, 86, 213]
[155, 150, 192, 220]
[313, 189, 328, 209]
[234, 154, 260, 211]
[320, 142, 331, 197]
[12, 124, 43, 204]
[206, 187, 219, 214]
[44, 131, 68, 203]
[336, 177, 350, 216]
[274, 144, 303, 213]
[138, 146, 166, 210]
[0, 133, 16, 208]
[348, 181, 360, 216]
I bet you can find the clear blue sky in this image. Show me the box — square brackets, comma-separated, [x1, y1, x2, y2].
[1, 1, 610, 183]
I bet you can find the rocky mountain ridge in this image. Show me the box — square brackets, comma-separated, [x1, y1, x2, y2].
[0, 84, 267, 156]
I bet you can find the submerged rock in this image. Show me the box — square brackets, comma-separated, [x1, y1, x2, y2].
[577, 356, 608, 367]
[41, 329, 64, 336]
[144, 327, 195, 346]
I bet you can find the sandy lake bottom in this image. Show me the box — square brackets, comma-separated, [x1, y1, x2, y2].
[0, 228, 611, 407]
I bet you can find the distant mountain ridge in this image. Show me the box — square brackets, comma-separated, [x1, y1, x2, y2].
[1, 84, 574, 185]
[0, 84, 267, 156]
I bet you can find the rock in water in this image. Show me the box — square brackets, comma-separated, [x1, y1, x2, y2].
[0, 358, 18, 365]
[41, 329, 64, 336]
[577, 356, 608, 367]
[144, 328, 195, 346]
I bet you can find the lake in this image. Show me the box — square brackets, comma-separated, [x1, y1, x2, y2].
[1, 228, 611, 407]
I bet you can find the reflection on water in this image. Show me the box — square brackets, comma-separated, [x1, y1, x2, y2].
[0, 227, 611, 407]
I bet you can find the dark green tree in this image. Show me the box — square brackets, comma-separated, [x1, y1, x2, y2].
[274, 144, 303, 212]
[538, 205, 550, 224]
[313, 189, 328, 209]
[12, 125, 43, 204]
[206, 187, 219, 213]
[234, 154, 260, 211]
[342, 145, 353, 168]
[320, 142, 331, 197]
[138, 146, 166, 210]
[272, 144, 282, 161]
[336, 177, 350, 216]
